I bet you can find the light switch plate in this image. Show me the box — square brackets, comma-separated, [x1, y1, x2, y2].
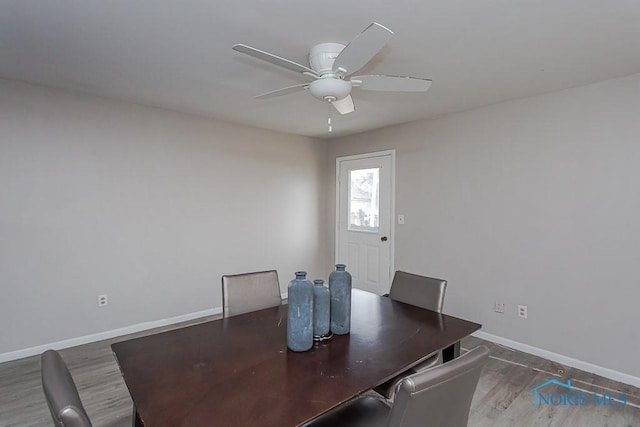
[398, 214, 405, 225]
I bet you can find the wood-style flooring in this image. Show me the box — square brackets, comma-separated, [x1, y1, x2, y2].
[1, 316, 638, 426]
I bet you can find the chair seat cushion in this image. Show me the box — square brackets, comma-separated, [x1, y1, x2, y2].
[304, 396, 390, 427]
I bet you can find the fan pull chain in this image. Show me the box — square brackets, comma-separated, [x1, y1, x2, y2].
[328, 102, 333, 133]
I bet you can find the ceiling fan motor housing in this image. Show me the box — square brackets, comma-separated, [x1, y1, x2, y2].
[309, 43, 351, 102]
[309, 43, 345, 74]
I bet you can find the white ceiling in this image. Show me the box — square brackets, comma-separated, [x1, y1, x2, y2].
[1, 1, 640, 139]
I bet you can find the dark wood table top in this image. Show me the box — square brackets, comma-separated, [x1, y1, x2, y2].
[111, 289, 481, 427]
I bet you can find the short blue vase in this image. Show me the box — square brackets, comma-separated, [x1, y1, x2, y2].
[329, 264, 352, 335]
[287, 271, 314, 352]
[312, 279, 331, 339]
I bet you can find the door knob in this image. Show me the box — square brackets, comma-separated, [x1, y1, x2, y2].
[381, 236, 388, 242]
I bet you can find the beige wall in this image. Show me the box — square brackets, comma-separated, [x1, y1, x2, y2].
[328, 73, 640, 379]
[0, 80, 329, 355]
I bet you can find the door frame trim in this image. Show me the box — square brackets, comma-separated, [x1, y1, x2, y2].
[335, 149, 396, 290]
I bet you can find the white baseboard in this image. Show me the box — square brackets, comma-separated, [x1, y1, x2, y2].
[0, 306, 223, 364]
[473, 331, 640, 389]
[9, 307, 636, 390]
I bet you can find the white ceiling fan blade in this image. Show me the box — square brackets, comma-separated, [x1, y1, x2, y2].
[332, 23, 394, 76]
[233, 44, 319, 77]
[254, 84, 308, 99]
[351, 75, 432, 92]
[331, 95, 355, 115]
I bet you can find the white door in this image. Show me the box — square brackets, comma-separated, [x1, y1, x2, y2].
[336, 151, 394, 295]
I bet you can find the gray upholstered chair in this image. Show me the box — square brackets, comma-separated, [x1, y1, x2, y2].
[41, 349, 93, 427]
[375, 271, 447, 399]
[305, 345, 489, 427]
[222, 269, 282, 318]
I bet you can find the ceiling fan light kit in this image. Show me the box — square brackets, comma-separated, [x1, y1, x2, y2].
[309, 78, 351, 102]
[232, 22, 432, 118]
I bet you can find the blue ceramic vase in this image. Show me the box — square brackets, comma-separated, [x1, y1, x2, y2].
[312, 279, 331, 339]
[329, 264, 352, 335]
[287, 271, 314, 352]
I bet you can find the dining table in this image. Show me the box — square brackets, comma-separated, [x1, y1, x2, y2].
[111, 288, 481, 426]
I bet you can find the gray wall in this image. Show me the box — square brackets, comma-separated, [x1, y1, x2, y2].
[3, 71, 639, 380]
[0, 80, 328, 355]
[328, 73, 640, 378]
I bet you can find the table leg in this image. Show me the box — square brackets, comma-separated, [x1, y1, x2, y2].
[442, 340, 461, 363]
[133, 405, 143, 427]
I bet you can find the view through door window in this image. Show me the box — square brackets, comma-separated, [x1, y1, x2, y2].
[348, 168, 380, 233]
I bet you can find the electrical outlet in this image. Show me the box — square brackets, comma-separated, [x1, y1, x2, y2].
[494, 301, 505, 314]
[98, 294, 108, 307]
[518, 305, 528, 318]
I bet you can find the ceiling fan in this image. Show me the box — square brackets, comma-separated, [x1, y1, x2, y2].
[232, 22, 432, 115]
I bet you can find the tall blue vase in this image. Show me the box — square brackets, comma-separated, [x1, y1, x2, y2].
[313, 279, 331, 339]
[287, 271, 314, 352]
[329, 264, 352, 335]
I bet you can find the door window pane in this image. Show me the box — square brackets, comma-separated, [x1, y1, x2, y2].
[348, 168, 380, 233]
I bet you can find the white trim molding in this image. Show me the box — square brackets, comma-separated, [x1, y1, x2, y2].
[0, 307, 222, 363]
[5, 308, 638, 391]
[473, 331, 640, 388]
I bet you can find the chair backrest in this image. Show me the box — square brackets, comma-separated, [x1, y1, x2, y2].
[387, 345, 489, 427]
[41, 349, 93, 427]
[222, 269, 282, 317]
[388, 271, 447, 313]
